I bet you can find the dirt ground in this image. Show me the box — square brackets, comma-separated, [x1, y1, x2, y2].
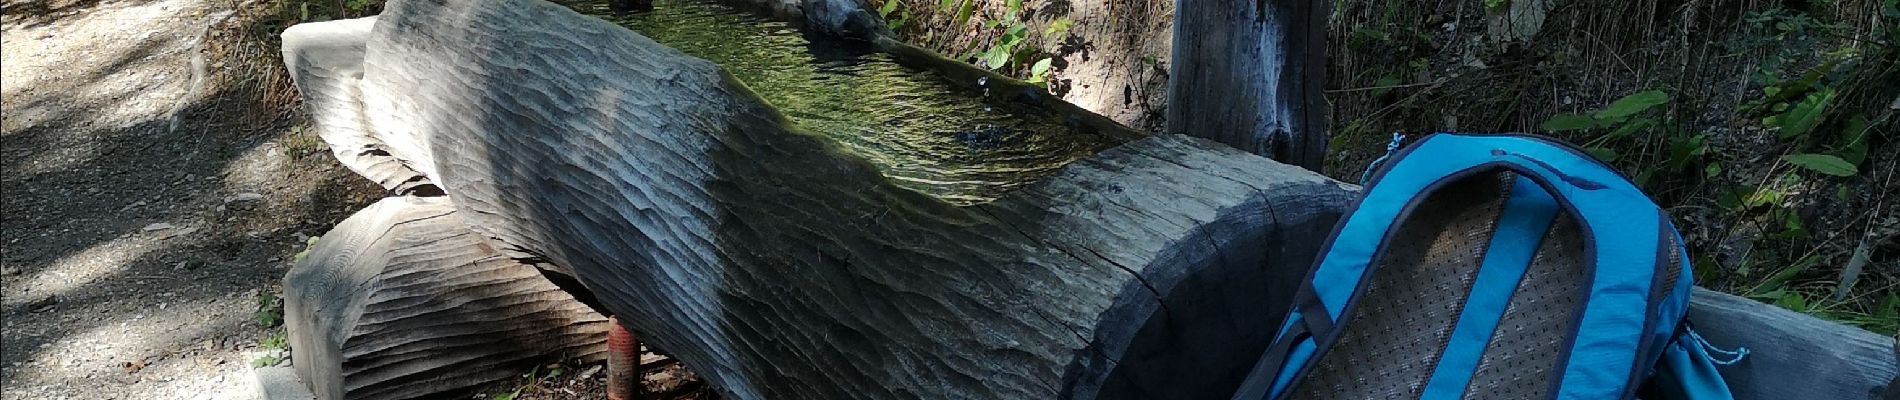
[1, 0, 384, 398]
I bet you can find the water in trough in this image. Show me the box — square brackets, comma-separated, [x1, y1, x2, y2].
[579, 0, 1138, 204]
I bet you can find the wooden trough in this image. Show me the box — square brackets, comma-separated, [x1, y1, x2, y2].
[277, 0, 1898, 399]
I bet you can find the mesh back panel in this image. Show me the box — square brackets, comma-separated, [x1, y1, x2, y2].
[1459, 216, 1586, 399]
[1657, 235, 1681, 302]
[1289, 176, 1509, 400]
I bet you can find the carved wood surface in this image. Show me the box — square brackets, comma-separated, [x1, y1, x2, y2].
[287, 0, 1359, 398]
[283, 1, 1896, 399]
[282, 17, 436, 195]
[284, 196, 610, 400]
[1687, 288, 1898, 400]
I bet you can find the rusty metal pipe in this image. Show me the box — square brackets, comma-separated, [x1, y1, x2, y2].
[606, 316, 645, 400]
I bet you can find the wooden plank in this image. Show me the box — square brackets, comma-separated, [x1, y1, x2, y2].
[1687, 288, 1898, 400]
[284, 196, 610, 400]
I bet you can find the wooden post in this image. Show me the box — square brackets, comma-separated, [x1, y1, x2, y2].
[1166, 0, 1330, 172]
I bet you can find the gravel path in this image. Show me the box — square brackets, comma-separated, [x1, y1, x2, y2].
[2, 0, 380, 398]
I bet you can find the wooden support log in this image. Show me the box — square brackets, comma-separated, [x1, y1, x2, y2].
[286, 1, 1358, 398]
[281, 17, 438, 195]
[284, 196, 611, 400]
[1166, 0, 1330, 172]
[1685, 288, 1898, 400]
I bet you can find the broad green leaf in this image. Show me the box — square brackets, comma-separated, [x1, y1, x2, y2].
[1776, 88, 1833, 139]
[1836, 114, 1871, 165]
[1593, 90, 1670, 120]
[1877, 293, 1899, 322]
[1584, 146, 1619, 162]
[1007, 0, 1022, 11]
[1782, 153, 1858, 177]
[1369, 74, 1401, 97]
[940, 0, 959, 9]
[1743, 187, 1783, 208]
[1605, 117, 1654, 140]
[984, 47, 1012, 69]
[955, 0, 975, 27]
[1717, 187, 1747, 210]
[1540, 114, 1598, 131]
[1030, 58, 1053, 76]
[1775, 291, 1810, 312]
[1045, 18, 1074, 38]
[879, 0, 900, 18]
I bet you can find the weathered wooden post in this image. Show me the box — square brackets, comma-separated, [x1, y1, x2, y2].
[1167, 0, 1330, 172]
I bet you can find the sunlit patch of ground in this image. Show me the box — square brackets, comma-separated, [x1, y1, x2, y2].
[2, 0, 383, 398]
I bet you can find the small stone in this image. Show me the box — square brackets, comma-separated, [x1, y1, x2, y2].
[159, 227, 197, 240]
[576, 365, 603, 380]
[28, 296, 57, 313]
[142, 223, 176, 232]
[222, 192, 264, 203]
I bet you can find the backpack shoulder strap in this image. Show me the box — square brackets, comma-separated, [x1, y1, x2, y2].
[1235, 133, 1678, 400]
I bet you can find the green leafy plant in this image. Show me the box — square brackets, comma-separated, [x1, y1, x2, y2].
[1743, 50, 1870, 178]
[1044, 18, 1073, 40]
[879, 0, 911, 30]
[974, 0, 1031, 70]
[262, 332, 290, 350]
[951, 0, 1067, 86]
[1484, 0, 1510, 12]
[251, 354, 285, 368]
[1540, 90, 1675, 164]
[1781, 153, 1858, 177]
[255, 291, 284, 329]
[1025, 58, 1054, 84]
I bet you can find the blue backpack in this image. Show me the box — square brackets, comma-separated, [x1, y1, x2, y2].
[1233, 133, 1739, 400]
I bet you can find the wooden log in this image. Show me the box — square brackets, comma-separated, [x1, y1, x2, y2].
[283, 196, 610, 400]
[1166, 0, 1330, 172]
[286, 1, 1359, 398]
[281, 17, 439, 196]
[1685, 288, 1898, 400]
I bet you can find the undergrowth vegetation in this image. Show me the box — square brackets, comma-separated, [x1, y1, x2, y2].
[1325, 0, 1896, 332]
[877, 0, 1072, 86]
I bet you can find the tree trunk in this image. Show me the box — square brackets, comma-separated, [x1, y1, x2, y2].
[285, 0, 1358, 398]
[284, 196, 610, 400]
[1166, 0, 1329, 172]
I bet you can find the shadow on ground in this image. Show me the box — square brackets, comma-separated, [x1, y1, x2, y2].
[1, 11, 383, 394]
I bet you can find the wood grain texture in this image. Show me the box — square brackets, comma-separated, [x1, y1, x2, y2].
[284, 196, 610, 400]
[280, 1, 1361, 398]
[1167, 0, 1330, 171]
[1687, 288, 1898, 400]
[282, 18, 438, 195]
